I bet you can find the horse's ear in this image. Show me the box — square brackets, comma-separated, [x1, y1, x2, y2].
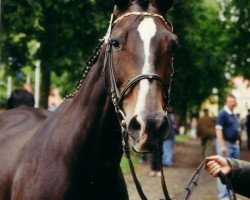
[113, 0, 130, 10]
[153, 0, 174, 14]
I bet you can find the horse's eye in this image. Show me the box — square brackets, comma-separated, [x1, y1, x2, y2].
[111, 40, 121, 49]
[169, 41, 179, 56]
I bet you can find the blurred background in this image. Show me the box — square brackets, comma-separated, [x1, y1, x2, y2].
[0, 0, 249, 123]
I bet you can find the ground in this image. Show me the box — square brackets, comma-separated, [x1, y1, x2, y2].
[124, 136, 250, 200]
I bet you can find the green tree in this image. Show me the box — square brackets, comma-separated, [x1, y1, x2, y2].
[220, 0, 250, 78]
[170, 0, 228, 120]
[2, 0, 113, 107]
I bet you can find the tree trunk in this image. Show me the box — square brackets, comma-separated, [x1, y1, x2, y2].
[40, 63, 50, 109]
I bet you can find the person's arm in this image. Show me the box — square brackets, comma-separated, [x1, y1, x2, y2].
[215, 111, 227, 155]
[206, 155, 250, 198]
[216, 128, 227, 155]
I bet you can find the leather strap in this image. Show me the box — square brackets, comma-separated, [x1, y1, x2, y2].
[118, 73, 169, 109]
[218, 171, 237, 200]
[122, 129, 172, 200]
[122, 129, 148, 200]
[182, 160, 237, 200]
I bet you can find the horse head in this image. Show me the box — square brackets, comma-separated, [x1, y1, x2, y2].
[104, 0, 178, 153]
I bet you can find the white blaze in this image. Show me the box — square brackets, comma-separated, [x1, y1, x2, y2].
[135, 18, 156, 115]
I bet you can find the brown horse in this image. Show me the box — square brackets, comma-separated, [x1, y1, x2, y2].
[0, 0, 178, 199]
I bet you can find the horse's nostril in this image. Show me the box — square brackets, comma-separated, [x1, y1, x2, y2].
[129, 116, 141, 132]
[128, 115, 143, 141]
[145, 114, 169, 139]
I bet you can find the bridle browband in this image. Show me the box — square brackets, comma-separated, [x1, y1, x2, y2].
[102, 11, 174, 200]
[113, 11, 165, 24]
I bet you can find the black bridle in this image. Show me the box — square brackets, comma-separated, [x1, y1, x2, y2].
[102, 12, 174, 200]
[101, 11, 237, 200]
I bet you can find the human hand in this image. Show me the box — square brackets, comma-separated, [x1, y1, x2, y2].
[205, 155, 232, 177]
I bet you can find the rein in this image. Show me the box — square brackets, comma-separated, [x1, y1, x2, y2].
[182, 160, 237, 200]
[121, 121, 171, 200]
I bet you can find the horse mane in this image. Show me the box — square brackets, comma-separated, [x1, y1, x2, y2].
[65, 40, 104, 99]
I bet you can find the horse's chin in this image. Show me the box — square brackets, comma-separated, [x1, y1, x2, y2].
[133, 142, 149, 153]
[131, 134, 160, 153]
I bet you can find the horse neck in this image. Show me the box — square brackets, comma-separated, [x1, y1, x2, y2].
[53, 50, 123, 173]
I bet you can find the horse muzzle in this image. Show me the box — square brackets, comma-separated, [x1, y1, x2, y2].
[127, 112, 170, 153]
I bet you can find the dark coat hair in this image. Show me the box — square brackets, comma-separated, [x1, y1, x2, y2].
[7, 89, 35, 109]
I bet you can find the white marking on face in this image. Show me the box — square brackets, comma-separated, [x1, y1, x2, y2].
[135, 18, 156, 115]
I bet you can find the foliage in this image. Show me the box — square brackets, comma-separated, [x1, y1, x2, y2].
[1, 0, 113, 106]
[220, 0, 250, 79]
[170, 0, 229, 119]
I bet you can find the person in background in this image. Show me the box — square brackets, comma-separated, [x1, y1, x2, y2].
[139, 153, 148, 164]
[48, 88, 62, 111]
[215, 94, 240, 200]
[246, 109, 250, 150]
[162, 112, 176, 167]
[190, 114, 198, 139]
[197, 109, 216, 159]
[7, 89, 35, 109]
[205, 155, 250, 198]
[23, 83, 33, 93]
[149, 152, 161, 177]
